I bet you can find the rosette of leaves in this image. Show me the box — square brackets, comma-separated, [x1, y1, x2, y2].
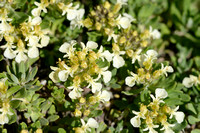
[0, 58, 59, 132]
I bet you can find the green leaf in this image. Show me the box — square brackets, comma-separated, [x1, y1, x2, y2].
[188, 115, 200, 125]
[39, 118, 49, 126]
[30, 112, 40, 122]
[14, 0, 27, 8]
[138, 4, 155, 19]
[7, 85, 21, 97]
[41, 100, 52, 113]
[26, 67, 38, 82]
[10, 11, 28, 24]
[47, 115, 59, 122]
[186, 103, 197, 115]
[122, 88, 143, 96]
[58, 128, 66, 133]
[89, 110, 103, 117]
[191, 129, 200, 133]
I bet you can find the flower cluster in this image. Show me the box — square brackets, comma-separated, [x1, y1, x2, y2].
[0, 1, 50, 63]
[130, 88, 185, 133]
[125, 50, 173, 87]
[182, 74, 200, 88]
[57, 1, 85, 28]
[49, 40, 112, 99]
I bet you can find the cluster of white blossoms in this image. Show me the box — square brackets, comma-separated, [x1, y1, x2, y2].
[0, 79, 13, 125]
[0, 1, 50, 63]
[49, 40, 112, 100]
[57, 2, 85, 29]
[182, 74, 200, 88]
[125, 50, 173, 87]
[130, 88, 185, 133]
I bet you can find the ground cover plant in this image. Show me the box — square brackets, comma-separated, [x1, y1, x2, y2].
[0, 0, 200, 132]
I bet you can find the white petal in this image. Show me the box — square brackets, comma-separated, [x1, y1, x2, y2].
[49, 71, 59, 83]
[59, 42, 70, 53]
[130, 116, 141, 127]
[174, 111, 184, 123]
[31, 16, 42, 25]
[113, 55, 125, 68]
[67, 9, 77, 20]
[29, 36, 39, 46]
[87, 118, 99, 128]
[100, 90, 110, 102]
[146, 50, 158, 58]
[102, 50, 113, 62]
[102, 71, 112, 83]
[15, 52, 28, 63]
[182, 77, 193, 88]
[31, 8, 41, 16]
[91, 82, 102, 93]
[28, 46, 39, 58]
[86, 41, 98, 49]
[58, 70, 68, 82]
[41, 35, 50, 47]
[68, 89, 77, 99]
[4, 48, 16, 59]
[125, 76, 135, 87]
[119, 17, 130, 29]
[155, 88, 168, 99]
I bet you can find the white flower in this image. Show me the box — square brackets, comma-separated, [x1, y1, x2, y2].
[146, 50, 158, 61]
[0, 21, 11, 34]
[0, 113, 9, 125]
[169, 106, 184, 123]
[87, 77, 102, 93]
[149, 26, 161, 39]
[130, 116, 141, 127]
[150, 88, 168, 104]
[96, 90, 111, 102]
[160, 123, 175, 133]
[4, 47, 16, 59]
[117, 0, 128, 5]
[70, 9, 85, 29]
[31, 2, 48, 16]
[113, 55, 125, 68]
[160, 63, 174, 76]
[81, 41, 98, 51]
[68, 85, 83, 99]
[132, 49, 142, 64]
[58, 70, 69, 82]
[143, 124, 159, 133]
[125, 72, 138, 87]
[116, 13, 135, 29]
[15, 52, 28, 63]
[80, 118, 99, 132]
[41, 35, 50, 47]
[59, 40, 76, 58]
[31, 16, 42, 25]
[98, 67, 112, 83]
[28, 46, 39, 58]
[182, 75, 200, 88]
[97, 46, 113, 62]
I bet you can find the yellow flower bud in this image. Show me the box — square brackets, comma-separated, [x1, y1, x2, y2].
[91, 11, 96, 16]
[112, 43, 120, 52]
[153, 70, 162, 79]
[84, 110, 91, 116]
[0, 81, 7, 94]
[79, 97, 86, 104]
[119, 36, 126, 44]
[81, 61, 88, 69]
[126, 49, 133, 57]
[74, 109, 82, 117]
[141, 40, 148, 47]
[74, 127, 84, 133]
[145, 72, 151, 80]
[77, 51, 86, 61]
[132, 31, 138, 36]
[89, 96, 97, 105]
[35, 129, 43, 133]
[83, 18, 93, 28]
[108, 12, 114, 17]
[104, 1, 111, 9]
[20, 130, 28, 133]
[95, 22, 102, 31]
[113, 4, 121, 14]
